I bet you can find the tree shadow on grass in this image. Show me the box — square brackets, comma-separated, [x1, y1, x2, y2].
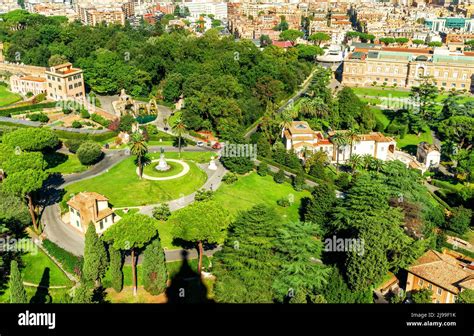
[43, 152, 68, 170]
[30, 267, 52, 304]
[166, 251, 213, 304]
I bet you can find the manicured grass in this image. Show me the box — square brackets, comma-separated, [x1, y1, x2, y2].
[352, 87, 411, 98]
[167, 111, 182, 128]
[45, 152, 87, 174]
[212, 172, 310, 222]
[0, 286, 71, 303]
[372, 108, 391, 130]
[21, 249, 72, 287]
[0, 85, 22, 107]
[396, 127, 433, 153]
[63, 151, 211, 207]
[143, 160, 184, 178]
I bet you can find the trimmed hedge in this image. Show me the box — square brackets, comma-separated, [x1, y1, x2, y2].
[136, 115, 157, 124]
[42, 239, 83, 276]
[53, 129, 118, 142]
[442, 242, 474, 259]
[0, 101, 60, 117]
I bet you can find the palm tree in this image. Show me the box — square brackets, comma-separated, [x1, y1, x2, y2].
[361, 154, 373, 170]
[279, 110, 294, 137]
[348, 154, 362, 173]
[130, 132, 148, 179]
[172, 118, 187, 158]
[345, 129, 360, 158]
[330, 132, 349, 172]
[299, 97, 329, 119]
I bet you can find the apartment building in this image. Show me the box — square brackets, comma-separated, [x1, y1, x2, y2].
[45, 63, 85, 101]
[282, 121, 396, 163]
[10, 75, 47, 96]
[342, 45, 474, 92]
[406, 250, 474, 303]
[0, 0, 20, 14]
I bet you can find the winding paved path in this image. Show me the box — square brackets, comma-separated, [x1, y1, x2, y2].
[41, 145, 223, 260]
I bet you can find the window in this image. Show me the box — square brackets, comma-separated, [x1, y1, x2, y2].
[442, 82, 446, 86]
[99, 220, 104, 230]
[437, 288, 442, 295]
[461, 84, 466, 88]
[428, 284, 433, 290]
[76, 220, 80, 228]
[451, 83, 456, 88]
[418, 279, 424, 286]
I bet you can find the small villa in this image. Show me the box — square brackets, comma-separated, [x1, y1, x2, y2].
[67, 192, 115, 234]
[405, 250, 474, 303]
[416, 142, 441, 170]
[282, 121, 396, 163]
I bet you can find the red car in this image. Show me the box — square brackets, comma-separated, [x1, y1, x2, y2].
[212, 142, 222, 149]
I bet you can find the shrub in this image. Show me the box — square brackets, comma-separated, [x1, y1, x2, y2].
[42, 239, 83, 276]
[71, 121, 82, 129]
[257, 162, 269, 176]
[152, 204, 171, 221]
[28, 113, 49, 123]
[195, 189, 214, 202]
[222, 172, 238, 184]
[77, 141, 103, 165]
[80, 109, 90, 119]
[90, 113, 111, 128]
[64, 139, 84, 154]
[273, 169, 285, 184]
[277, 198, 290, 207]
[220, 155, 254, 174]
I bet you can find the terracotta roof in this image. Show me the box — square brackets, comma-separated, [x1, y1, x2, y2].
[67, 192, 112, 226]
[408, 250, 474, 294]
[293, 141, 315, 148]
[19, 76, 46, 82]
[272, 40, 293, 48]
[288, 121, 314, 135]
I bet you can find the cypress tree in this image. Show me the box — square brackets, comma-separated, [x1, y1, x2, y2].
[83, 223, 108, 286]
[9, 260, 27, 303]
[72, 283, 93, 303]
[142, 237, 167, 295]
[109, 246, 123, 293]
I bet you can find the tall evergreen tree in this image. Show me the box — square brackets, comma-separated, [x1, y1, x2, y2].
[273, 221, 330, 303]
[303, 181, 337, 229]
[109, 246, 123, 293]
[213, 205, 283, 303]
[9, 260, 27, 303]
[83, 223, 108, 286]
[142, 237, 168, 295]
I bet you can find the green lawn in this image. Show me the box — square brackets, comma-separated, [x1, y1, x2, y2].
[143, 160, 184, 178]
[0, 85, 22, 107]
[21, 249, 72, 287]
[352, 87, 411, 98]
[45, 152, 87, 174]
[372, 108, 391, 130]
[396, 127, 433, 153]
[0, 242, 73, 303]
[167, 111, 182, 128]
[63, 151, 211, 207]
[212, 172, 310, 222]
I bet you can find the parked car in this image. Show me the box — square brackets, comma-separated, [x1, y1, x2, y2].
[212, 142, 222, 149]
[196, 141, 205, 147]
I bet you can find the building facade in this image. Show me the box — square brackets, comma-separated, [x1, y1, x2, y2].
[406, 250, 474, 303]
[343, 46, 474, 92]
[45, 63, 85, 101]
[67, 192, 115, 234]
[282, 121, 396, 163]
[9, 75, 47, 96]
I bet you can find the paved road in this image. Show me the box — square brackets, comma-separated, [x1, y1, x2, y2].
[42, 145, 223, 259]
[244, 67, 319, 139]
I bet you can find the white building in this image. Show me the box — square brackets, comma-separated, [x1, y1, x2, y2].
[416, 142, 441, 169]
[67, 192, 115, 234]
[10, 75, 47, 96]
[178, 2, 227, 20]
[282, 121, 397, 163]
